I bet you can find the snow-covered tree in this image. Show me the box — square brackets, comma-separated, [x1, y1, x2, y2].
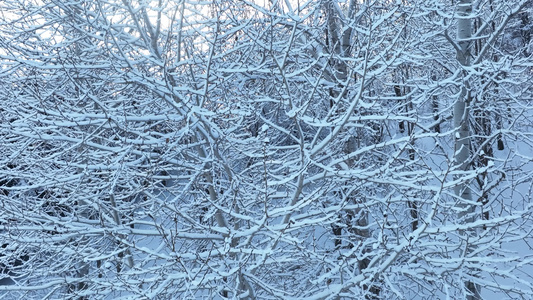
[1, 0, 533, 299]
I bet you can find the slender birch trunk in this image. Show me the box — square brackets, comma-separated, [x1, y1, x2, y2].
[455, 1, 480, 299]
[324, 1, 380, 298]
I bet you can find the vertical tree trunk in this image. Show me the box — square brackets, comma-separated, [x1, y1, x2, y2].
[455, 1, 480, 299]
[324, 1, 380, 297]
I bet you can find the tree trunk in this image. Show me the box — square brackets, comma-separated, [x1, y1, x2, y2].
[455, 1, 480, 299]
